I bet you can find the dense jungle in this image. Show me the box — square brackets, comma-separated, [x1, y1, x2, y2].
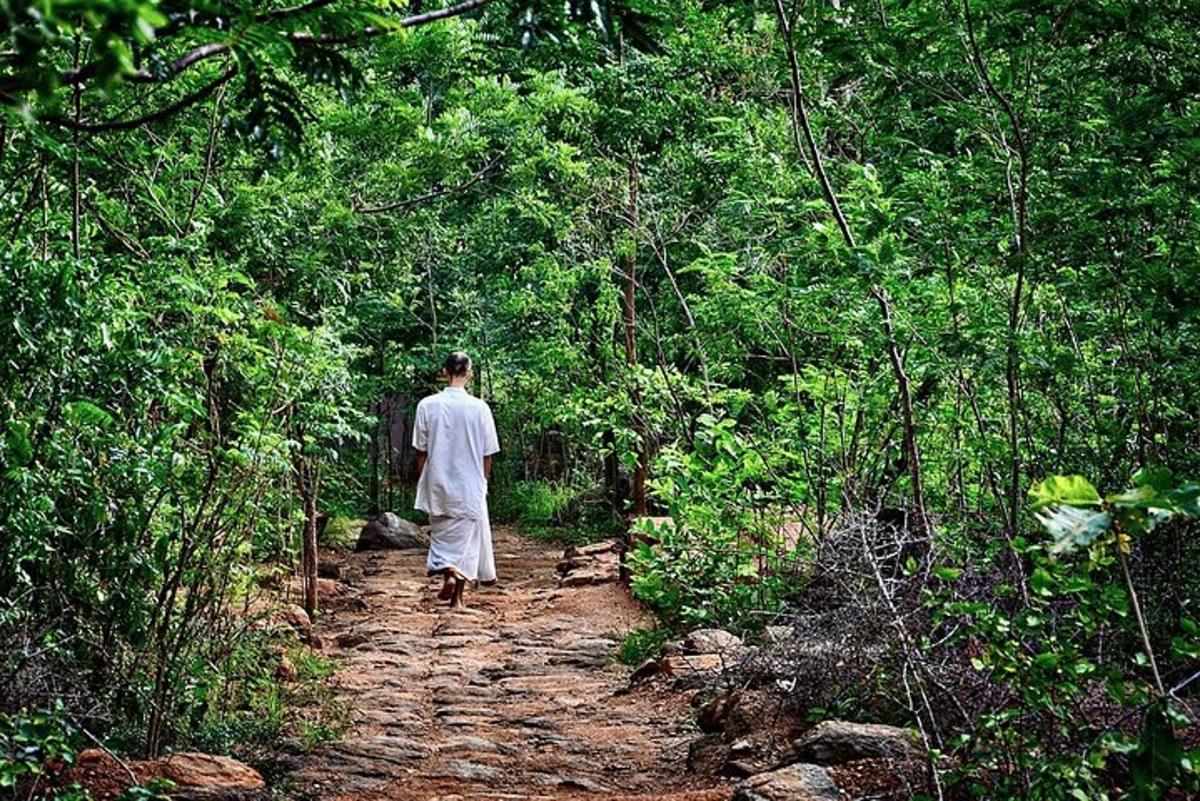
[1, 1, 1198, 799]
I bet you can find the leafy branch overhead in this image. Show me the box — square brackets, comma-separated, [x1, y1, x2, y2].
[2, 0, 500, 153]
[1031, 470, 1200, 555]
[1, 0, 665, 154]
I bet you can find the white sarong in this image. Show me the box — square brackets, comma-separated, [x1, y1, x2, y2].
[427, 514, 497, 584]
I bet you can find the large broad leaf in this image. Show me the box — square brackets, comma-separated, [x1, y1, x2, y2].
[1129, 704, 1186, 800]
[1131, 466, 1177, 492]
[1029, 475, 1102, 510]
[1035, 504, 1112, 555]
[62, 401, 114, 429]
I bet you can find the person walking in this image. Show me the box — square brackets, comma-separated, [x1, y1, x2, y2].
[412, 351, 500, 609]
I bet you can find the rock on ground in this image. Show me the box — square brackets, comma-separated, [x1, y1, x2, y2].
[733, 762, 840, 801]
[356, 512, 428, 550]
[556, 539, 621, 587]
[563, 539, 620, 558]
[791, 720, 923, 764]
[62, 750, 265, 801]
[682, 628, 743, 655]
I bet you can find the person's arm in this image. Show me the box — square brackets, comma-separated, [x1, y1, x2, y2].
[412, 402, 428, 478]
[482, 405, 499, 485]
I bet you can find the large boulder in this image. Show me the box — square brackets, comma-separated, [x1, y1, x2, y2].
[356, 513, 428, 550]
[791, 720, 923, 765]
[733, 763, 839, 801]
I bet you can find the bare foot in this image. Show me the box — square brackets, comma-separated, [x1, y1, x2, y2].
[437, 576, 456, 601]
[449, 603, 483, 615]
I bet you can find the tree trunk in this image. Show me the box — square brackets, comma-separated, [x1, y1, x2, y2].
[368, 342, 384, 516]
[296, 457, 319, 620]
[871, 285, 930, 538]
[71, 36, 82, 259]
[773, 0, 929, 532]
[622, 158, 647, 517]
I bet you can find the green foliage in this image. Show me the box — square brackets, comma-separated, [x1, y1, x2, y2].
[615, 626, 672, 667]
[926, 475, 1200, 798]
[320, 517, 364, 550]
[2, 1, 1199, 798]
[1033, 471, 1200, 553]
[188, 639, 347, 770]
[0, 703, 78, 793]
[501, 480, 576, 524]
[490, 478, 616, 545]
[628, 415, 811, 631]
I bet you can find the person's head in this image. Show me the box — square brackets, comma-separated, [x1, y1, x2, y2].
[443, 351, 473, 386]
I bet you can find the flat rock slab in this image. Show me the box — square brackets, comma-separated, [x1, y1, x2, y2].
[64, 750, 266, 801]
[286, 527, 718, 801]
[792, 720, 924, 764]
[734, 763, 840, 801]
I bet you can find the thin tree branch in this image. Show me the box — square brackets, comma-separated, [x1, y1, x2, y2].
[185, 84, 228, 230]
[44, 68, 236, 132]
[291, 0, 495, 45]
[56, 0, 496, 89]
[354, 151, 504, 214]
[262, 0, 342, 20]
[771, 0, 855, 250]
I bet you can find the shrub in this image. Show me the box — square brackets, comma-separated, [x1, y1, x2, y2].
[320, 517, 364, 550]
[0, 703, 79, 797]
[628, 415, 812, 631]
[616, 626, 673, 667]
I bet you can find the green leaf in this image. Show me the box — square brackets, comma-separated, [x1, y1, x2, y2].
[62, 400, 114, 429]
[1131, 466, 1176, 491]
[933, 565, 961, 581]
[1029, 475, 1102, 510]
[1035, 505, 1112, 554]
[1034, 651, 1060, 670]
[1130, 704, 1186, 799]
[1030, 567, 1056, 596]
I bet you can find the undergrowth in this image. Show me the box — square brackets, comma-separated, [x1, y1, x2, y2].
[615, 626, 674, 666]
[319, 516, 364, 550]
[182, 635, 347, 782]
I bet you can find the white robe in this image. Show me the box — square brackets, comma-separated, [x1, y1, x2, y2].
[426, 515, 497, 584]
[412, 387, 499, 583]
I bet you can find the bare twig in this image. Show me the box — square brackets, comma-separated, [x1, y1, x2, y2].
[73, 720, 140, 787]
[184, 84, 228, 230]
[771, 0, 855, 249]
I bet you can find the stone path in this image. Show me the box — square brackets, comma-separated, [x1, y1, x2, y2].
[287, 527, 728, 801]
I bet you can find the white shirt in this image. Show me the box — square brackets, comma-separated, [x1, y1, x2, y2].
[413, 387, 500, 519]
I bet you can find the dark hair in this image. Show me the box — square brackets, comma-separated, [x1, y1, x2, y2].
[443, 351, 472, 377]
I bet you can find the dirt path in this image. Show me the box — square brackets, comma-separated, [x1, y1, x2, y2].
[286, 527, 728, 801]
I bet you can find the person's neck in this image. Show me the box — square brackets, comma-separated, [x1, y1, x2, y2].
[447, 379, 469, 390]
